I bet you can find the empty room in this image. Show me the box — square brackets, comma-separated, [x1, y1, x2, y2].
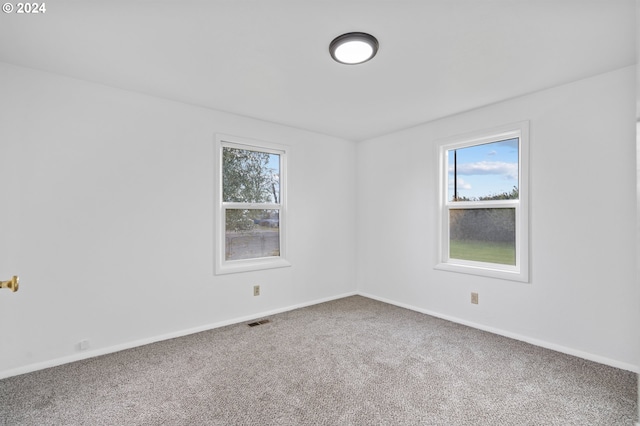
[0, 1, 638, 425]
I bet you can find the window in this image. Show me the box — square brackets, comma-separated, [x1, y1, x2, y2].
[436, 122, 529, 282]
[215, 135, 290, 274]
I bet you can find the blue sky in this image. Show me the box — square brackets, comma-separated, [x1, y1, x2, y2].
[266, 153, 281, 202]
[267, 154, 280, 173]
[447, 138, 519, 200]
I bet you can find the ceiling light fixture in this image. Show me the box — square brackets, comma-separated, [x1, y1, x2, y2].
[329, 32, 379, 65]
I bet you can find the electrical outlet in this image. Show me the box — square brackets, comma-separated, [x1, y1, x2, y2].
[471, 292, 479, 304]
[253, 285, 260, 296]
[79, 340, 90, 351]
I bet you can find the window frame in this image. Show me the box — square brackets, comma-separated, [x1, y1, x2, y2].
[435, 121, 529, 282]
[215, 134, 290, 275]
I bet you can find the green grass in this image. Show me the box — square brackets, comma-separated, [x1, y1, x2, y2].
[449, 239, 515, 265]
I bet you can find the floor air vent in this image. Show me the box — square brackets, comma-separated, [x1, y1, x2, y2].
[247, 319, 270, 327]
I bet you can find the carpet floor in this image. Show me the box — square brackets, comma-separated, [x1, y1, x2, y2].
[0, 295, 637, 425]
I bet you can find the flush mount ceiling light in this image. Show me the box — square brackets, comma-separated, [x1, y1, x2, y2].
[329, 32, 379, 65]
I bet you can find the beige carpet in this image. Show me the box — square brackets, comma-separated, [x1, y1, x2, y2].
[1, 296, 637, 425]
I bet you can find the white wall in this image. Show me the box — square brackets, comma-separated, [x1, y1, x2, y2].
[1, 61, 636, 378]
[636, 122, 640, 423]
[0, 62, 357, 377]
[357, 66, 638, 371]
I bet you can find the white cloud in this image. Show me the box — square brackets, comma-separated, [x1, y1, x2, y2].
[457, 178, 472, 190]
[448, 178, 472, 193]
[454, 161, 518, 180]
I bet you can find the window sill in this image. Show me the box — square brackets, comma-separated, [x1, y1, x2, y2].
[215, 257, 291, 275]
[435, 261, 529, 283]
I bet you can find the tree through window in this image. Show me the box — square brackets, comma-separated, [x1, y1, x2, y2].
[215, 135, 289, 274]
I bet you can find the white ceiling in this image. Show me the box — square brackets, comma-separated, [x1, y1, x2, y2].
[0, 1, 635, 141]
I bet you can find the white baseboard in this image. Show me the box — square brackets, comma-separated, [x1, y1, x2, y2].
[2, 290, 637, 379]
[0, 291, 357, 380]
[358, 291, 639, 374]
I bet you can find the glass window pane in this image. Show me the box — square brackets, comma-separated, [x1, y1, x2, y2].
[448, 138, 519, 201]
[449, 208, 515, 265]
[223, 147, 280, 203]
[225, 209, 280, 261]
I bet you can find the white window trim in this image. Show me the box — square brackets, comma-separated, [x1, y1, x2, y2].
[215, 134, 290, 275]
[435, 121, 529, 283]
